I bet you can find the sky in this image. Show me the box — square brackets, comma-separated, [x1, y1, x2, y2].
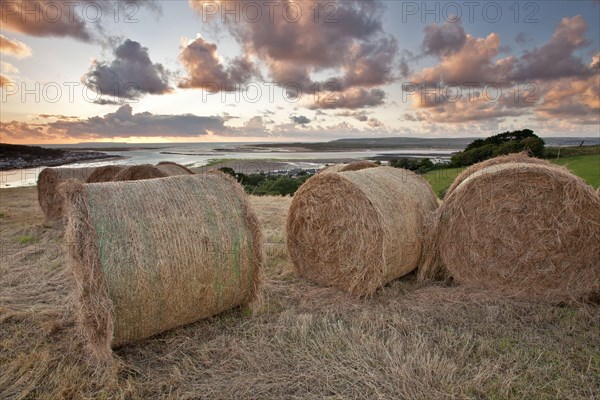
[0, 0, 599, 144]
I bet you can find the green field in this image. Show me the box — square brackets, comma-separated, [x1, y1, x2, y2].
[423, 154, 600, 198]
[552, 154, 600, 188]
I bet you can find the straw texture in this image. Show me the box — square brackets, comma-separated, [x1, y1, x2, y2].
[287, 166, 438, 296]
[445, 152, 549, 198]
[423, 159, 600, 301]
[156, 162, 195, 176]
[37, 167, 95, 222]
[85, 166, 126, 183]
[62, 174, 263, 360]
[340, 161, 378, 172]
[112, 165, 167, 181]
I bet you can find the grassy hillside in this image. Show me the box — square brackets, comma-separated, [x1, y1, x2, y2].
[423, 154, 600, 198]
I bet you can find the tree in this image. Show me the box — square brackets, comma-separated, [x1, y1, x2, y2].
[390, 158, 435, 174]
[451, 129, 545, 167]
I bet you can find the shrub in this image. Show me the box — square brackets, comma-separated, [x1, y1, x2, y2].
[451, 129, 545, 167]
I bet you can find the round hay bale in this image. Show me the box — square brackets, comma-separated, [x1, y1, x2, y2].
[37, 167, 95, 222]
[445, 152, 549, 198]
[156, 161, 195, 176]
[287, 166, 438, 296]
[317, 164, 348, 174]
[62, 174, 263, 360]
[432, 162, 600, 301]
[113, 165, 167, 181]
[85, 165, 126, 183]
[340, 161, 379, 172]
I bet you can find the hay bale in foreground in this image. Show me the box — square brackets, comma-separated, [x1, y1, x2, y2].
[112, 165, 167, 181]
[37, 167, 95, 222]
[63, 174, 263, 360]
[85, 165, 126, 183]
[287, 166, 438, 296]
[156, 161, 195, 176]
[340, 161, 378, 172]
[425, 160, 600, 301]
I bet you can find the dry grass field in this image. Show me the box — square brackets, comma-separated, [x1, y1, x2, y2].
[1, 187, 599, 399]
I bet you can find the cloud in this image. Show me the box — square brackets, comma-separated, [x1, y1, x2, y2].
[0, 34, 32, 58]
[0, 121, 49, 141]
[178, 36, 258, 91]
[1, 61, 20, 86]
[290, 115, 311, 125]
[414, 97, 527, 124]
[511, 16, 592, 81]
[338, 36, 398, 89]
[422, 21, 466, 57]
[45, 104, 228, 138]
[411, 30, 514, 85]
[402, 113, 418, 122]
[0, 1, 160, 42]
[534, 75, 599, 124]
[310, 88, 385, 109]
[0, 75, 13, 87]
[82, 39, 171, 100]
[37, 114, 79, 120]
[514, 32, 532, 46]
[335, 110, 369, 122]
[1, 61, 20, 75]
[367, 118, 384, 128]
[189, 0, 397, 106]
[244, 116, 266, 129]
[406, 16, 599, 125]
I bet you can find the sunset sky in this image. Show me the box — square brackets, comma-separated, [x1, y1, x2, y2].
[0, 0, 599, 144]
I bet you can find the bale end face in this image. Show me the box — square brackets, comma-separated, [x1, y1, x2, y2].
[63, 174, 263, 359]
[38, 167, 95, 222]
[287, 167, 438, 296]
[434, 161, 600, 301]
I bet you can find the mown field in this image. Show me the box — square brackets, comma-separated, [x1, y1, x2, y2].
[424, 154, 600, 197]
[1, 186, 599, 399]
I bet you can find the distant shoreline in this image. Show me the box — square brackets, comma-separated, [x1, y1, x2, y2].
[0, 143, 122, 171]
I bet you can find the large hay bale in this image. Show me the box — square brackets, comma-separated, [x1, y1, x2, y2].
[113, 164, 167, 181]
[340, 161, 378, 172]
[287, 166, 438, 296]
[317, 164, 348, 174]
[62, 174, 263, 360]
[426, 160, 600, 301]
[37, 167, 95, 222]
[156, 161, 195, 176]
[85, 165, 126, 183]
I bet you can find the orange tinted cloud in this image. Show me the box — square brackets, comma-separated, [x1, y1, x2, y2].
[408, 16, 598, 125]
[412, 32, 514, 85]
[178, 36, 258, 92]
[188, 0, 397, 108]
[0, 34, 32, 58]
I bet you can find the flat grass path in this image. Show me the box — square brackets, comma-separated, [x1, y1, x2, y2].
[424, 154, 600, 198]
[1, 188, 599, 399]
